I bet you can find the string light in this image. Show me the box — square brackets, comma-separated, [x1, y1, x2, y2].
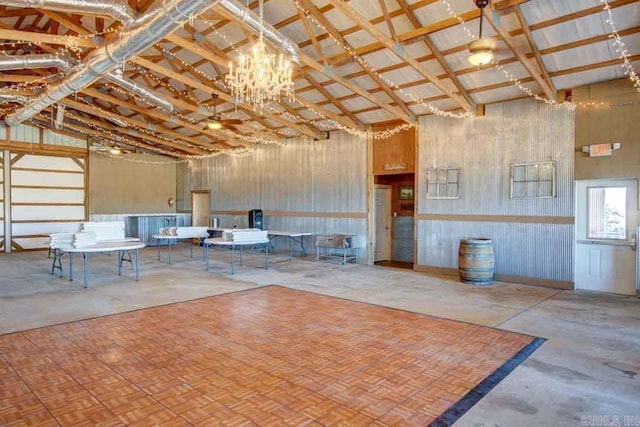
[290, 0, 473, 120]
[600, 0, 640, 92]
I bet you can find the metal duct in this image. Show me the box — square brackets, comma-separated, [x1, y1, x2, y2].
[0, 54, 173, 113]
[0, 94, 28, 104]
[0, 53, 71, 71]
[105, 70, 173, 113]
[218, 0, 300, 65]
[1, 0, 136, 26]
[54, 103, 65, 128]
[4, 0, 220, 126]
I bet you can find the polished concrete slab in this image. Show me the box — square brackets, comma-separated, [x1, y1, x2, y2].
[1, 244, 638, 426]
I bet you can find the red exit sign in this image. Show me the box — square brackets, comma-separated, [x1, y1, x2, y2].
[589, 143, 612, 157]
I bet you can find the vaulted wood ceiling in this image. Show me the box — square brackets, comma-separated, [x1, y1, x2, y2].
[0, 0, 638, 158]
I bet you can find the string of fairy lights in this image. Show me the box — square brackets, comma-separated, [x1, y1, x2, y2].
[0, 0, 638, 163]
[600, 0, 640, 92]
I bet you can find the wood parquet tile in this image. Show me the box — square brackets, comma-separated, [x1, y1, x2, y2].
[0, 286, 543, 426]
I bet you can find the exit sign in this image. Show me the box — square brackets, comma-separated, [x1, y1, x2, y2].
[589, 143, 612, 157]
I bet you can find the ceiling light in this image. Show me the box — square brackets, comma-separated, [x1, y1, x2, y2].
[109, 147, 122, 155]
[225, 0, 294, 111]
[468, 39, 494, 66]
[207, 119, 222, 130]
[468, 0, 493, 66]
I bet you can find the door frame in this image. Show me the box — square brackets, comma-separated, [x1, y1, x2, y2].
[374, 184, 392, 262]
[191, 190, 211, 227]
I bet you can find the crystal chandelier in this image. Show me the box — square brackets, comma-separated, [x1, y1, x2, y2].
[226, 0, 294, 111]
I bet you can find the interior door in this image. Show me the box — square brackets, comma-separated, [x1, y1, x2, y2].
[575, 179, 638, 295]
[374, 185, 392, 262]
[191, 191, 210, 227]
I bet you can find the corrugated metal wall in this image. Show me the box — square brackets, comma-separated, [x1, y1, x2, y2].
[177, 131, 369, 260]
[417, 99, 575, 282]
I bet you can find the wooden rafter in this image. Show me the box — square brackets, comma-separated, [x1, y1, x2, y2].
[327, 0, 475, 114]
[484, 8, 555, 100]
[396, 1, 476, 115]
[514, 6, 555, 98]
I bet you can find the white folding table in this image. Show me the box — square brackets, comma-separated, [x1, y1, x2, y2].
[203, 237, 269, 274]
[266, 230, 313, 258]
[152, 233, 208, 264]
[63, 241, 146, 288]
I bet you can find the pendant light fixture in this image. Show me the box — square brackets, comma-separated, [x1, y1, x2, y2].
[468, 0, 494, 66]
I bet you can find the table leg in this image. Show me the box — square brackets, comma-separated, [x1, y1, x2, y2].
[118, 250, 123, 276]
[231, 244, 235, 274]
[265, 242, 269, 270]
[83, 252, 88, 288]
[300, 236, 307, 257]
[168, 240, 173, 264]
[289, 236, 293, 259]
[69, 252, 74, 281]
[135, 248, 140, 281]
[205, 243, 209, 271]
[156, 240, 160, 261]
[239, 245, 243, 266]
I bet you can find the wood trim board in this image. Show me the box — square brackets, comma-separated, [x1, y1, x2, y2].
[415, 213, 574, 224]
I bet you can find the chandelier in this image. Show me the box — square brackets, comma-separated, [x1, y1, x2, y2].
[226, 0, 294, 111]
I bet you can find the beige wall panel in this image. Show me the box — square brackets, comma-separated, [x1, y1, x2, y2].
[12, 222, 78, 235]
[575, 78, 640, 179]
[12, 154, 83, 171]
[9, 124, 39, 143]
[12, 188, 85, 204]
[43, 130, 86, 148]
[89, 153, 177, 214]
[12, 205, 84, 221]
[11, 170, 84, 187]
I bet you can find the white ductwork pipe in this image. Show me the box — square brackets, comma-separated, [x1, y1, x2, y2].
[0, 0, 136, 27]
[0, 94, 28, 104]
[0, 53, 71, 71]
[218, 0, 300, 65]
[4, 0, 216, 126]
[0, 54, 173, 113]
[105, 70, 173, 113]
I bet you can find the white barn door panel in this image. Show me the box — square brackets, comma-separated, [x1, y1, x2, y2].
[9, 153, 86, 251]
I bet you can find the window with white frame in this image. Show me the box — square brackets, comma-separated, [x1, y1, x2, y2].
[426, 167, 460, 199]
[509, 161, 556, 199]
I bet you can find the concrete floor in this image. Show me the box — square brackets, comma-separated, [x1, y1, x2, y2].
[1, 244, 638, 426]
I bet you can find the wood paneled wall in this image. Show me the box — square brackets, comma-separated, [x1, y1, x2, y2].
[375, 174, 415, 217]
[574, 78, 640, 179]
[372, 123, 416, 175]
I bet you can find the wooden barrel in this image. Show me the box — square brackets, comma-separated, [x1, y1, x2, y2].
[458, 238, 494, 285]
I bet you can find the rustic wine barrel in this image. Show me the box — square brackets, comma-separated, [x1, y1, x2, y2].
[458, 238, 494, 285]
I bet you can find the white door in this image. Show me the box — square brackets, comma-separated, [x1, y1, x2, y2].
[191, 191, 210, 227]
[575, 179, 638, 295]
[374, 186, 392, 262]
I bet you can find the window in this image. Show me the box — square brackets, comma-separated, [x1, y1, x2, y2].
[426, 167, 460, 199]
[587, 187, 627, 240]
[509, 161, 556, 198]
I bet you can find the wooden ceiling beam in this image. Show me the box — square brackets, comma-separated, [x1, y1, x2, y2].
[327, 0, 474, 114]
[80, 86, 237, 150]
[0, 28, 95, 47]
[303, 74, 361, 127]
[484, 8, 555, 100]
[36, 9, 86, 35]
[397, 1, 476, 118]
[131, 57, 321, 139]
[297, 0, 413, 120]
[514, 6, 555, 97]
[36, 112, 187, 158]
[58, 99, 206, 155]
